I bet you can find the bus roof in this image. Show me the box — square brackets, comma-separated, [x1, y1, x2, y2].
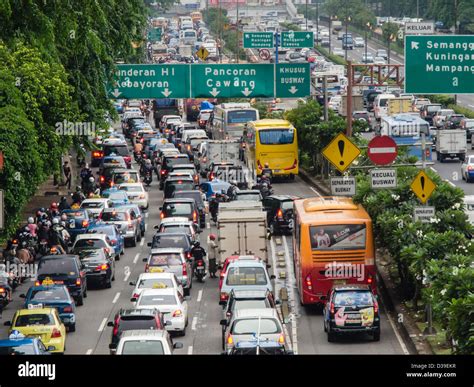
[382, 114, 429, 125]
[294, 197, 371, 223]
[250, 119, 293, 129]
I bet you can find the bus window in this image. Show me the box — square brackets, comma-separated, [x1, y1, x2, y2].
[309, 224, 366, 250]
[259, 129, 294, 145]
[227, 110, 257, 124]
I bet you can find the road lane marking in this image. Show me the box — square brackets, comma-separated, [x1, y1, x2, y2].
[133, 253, 140, 264]
[310, 186, 322, 197]
[430, 167, 437, 173]
[446, 180, 456, 187]
[187, 346, 193, 354]
[206, 222, 210, 229]
[191, 316, 198, 331]
[98, 318, 107, 332]
[112, 292, 120, 304]
[124, 271, 131, 282]
[145, 212, 149, 218]
[468, 104, 474, 109]
[282, 236, 299, 354]
[140, 238, 145, 246]
[86, 349, 93, 355]
[385, 309, 410, 355]
[197, 289, 203, 303]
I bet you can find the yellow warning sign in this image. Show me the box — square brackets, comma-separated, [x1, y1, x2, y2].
[196, 46, 209, 61]
[322, 133, 361, 173]
[410, 170, 436, 204]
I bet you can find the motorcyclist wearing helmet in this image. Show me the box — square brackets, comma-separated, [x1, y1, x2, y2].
[72, 186, 86, 205]
[0, 264, 13, 302]
[48, 217, 67, 252]
[190, 241, 206, 273]
[226, 180, 239, 201]
[26, 217, 38, 238]
[58, 196, 70, 211]
[49, 202, 60, 219]
[141, 158, 154, 177]
[261, 162, 273, 181]
[80, 163, 93, 187]
[85, 176, 98, 196]
[207, 234, 218, 278]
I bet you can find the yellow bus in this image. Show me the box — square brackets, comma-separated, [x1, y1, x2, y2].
[190, 11, 202, 23]
[244, 119, 298, 180]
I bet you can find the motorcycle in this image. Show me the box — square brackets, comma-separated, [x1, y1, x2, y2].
[0, 278, 11, 311]
[194, 258, 206, 283]
[144, 170, 152, 187]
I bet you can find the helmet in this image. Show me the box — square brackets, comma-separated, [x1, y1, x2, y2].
[61, 214, 68, 221]
[50, 202, 58, 210]
[60, 196, 67, 202]
[52, 217, 59, 225]
[27, 217, 34, 224]
[145, 159, 152, 165]
[60, 221, 66, 227]
[209, 234, 216, 241]
[76, 185, 82, 191]
[264, 162, 269, 168]
[231, 180, 238, 186]
[89, 176, 95, 183]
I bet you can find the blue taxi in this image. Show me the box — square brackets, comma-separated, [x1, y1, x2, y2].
[114, 203, 146, 238]
[21, 282, 77, 332]
[61, 209, 93, 241]
[0, 331, 52, 355]
[199, 180, 231, 200]
[101, 188, 130, 206]
[87, 223, 125, 258]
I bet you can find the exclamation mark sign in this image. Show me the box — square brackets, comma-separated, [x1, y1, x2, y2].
[338, 140, 345, 166]
[420, 176, 425, 198]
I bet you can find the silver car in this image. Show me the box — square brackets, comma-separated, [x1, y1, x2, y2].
[99, 207, 141, 247]
[222, 308, 286, 352]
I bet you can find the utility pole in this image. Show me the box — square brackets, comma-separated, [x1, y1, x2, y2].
[305, 0, 308, 31]
[323, 75, 329, 121]
[218, 0, 223, 63]
[236, 0, 239, 63]
[275, 29, 279, 64]
[454, 0, 458, 105]
[346, 61, 353, 137]
[316, 0, 319, 44]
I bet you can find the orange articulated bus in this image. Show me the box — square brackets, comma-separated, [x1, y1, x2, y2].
[293, 197, 376, 306]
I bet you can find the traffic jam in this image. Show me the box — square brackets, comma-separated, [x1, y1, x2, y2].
[0, 9, 469, 362]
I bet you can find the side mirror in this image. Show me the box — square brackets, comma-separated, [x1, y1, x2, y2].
[266, 264, 272, 269]
[159, 207, 162, 210]
[153, 225, 159, 229]
[220, 319, 227, 326]
[147, 242, 152, 247]
[19, 294, 26, 298]
[3, 321, 11, 326]
[129, 281, 136, 286]
[142, 257, 148, 262]
[173, 342, 184, 349]
[270, 275, 276, 280]
[107, 321, 114, 327]
[165, 320, 172, 326]
[130, 297, 137, 302]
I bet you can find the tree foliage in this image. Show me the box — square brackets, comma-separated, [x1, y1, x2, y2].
[323, 0, 376, 29]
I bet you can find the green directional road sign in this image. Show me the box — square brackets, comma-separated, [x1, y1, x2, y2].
[108, 64, 190, 99]
[405, 35, 474, 94]
[275, 63, 311, 98]
[280, 31, 314, 48]
[190, 64, 274, 98]
[147, 28, 162, 42]
[242, 32, 274, 49]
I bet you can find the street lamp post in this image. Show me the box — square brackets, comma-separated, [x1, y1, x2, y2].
[329, 15, 337, 55]
[364, 22, 371, 63]
[344, 16, 351, 61]
[316, 0, 319, 44]
[305, 0, 308, 32]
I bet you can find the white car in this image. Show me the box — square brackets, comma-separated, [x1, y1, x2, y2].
[72, 233, 115, 260]
[354, 37, 365, 47]
[113, 330, 183, 355]
[463, 195, 474, 225]
[135, 288, 189, 335]
[156, 217, 199, 243]
[373, 56, 386, 65]
[117, 183, 149, 209]
[333, 48, 344, 57]
[129, 273, 184, 306]
[461, 155, 474, 183]
[328, 96, 342, 113]
[80, 198, 112, 218]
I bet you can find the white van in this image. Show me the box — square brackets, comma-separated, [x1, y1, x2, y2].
[181, 129, 207, 144]
[374, 93, 396, 121]
[464, 195, 474, 225]
[180, 29, 197, 45]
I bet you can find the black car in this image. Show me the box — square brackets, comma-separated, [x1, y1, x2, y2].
[419, 103, 442, 126]
[36, 255, 87, 306]
[262, 195, 298, 235]
[148, 232, 193, 260]
[76, 248, 115, 289]
[171, 190, 206, 228]
[444, 114, 465, 129]
[107, 308, 167, 351]
[102, 143, 131, 169]
[160, 198, 199, 228]
[323, 285, 380, 342]
[124, 117, 145, 138]
[98, 166, 122, 190]
[159, 154, 190, 189]
[224, 341, 293, 355]
[163, 177, 195, 199]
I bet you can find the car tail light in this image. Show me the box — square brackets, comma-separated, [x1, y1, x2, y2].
[209, 173, 214, 180]
[172, 310, 182, 317]
[76, 278, 81, 286]
[367, 274, 373, 284]
[35, 281, 40, 286]
[63, 306, 73, 313]
[97, 263, 108, 271]
[278, 334, 285, 344]
[197, 260, 203, 266]
[113, 317, 120, 336]
[227, 334, 233, 345]
[161, 170, 166, 175]
[110, 239, 117, 245]
[145, 264, 149, 272]
[92, 151, 103, 158]
[51, 328, 62, 338]
[374, 299, 379, 314]
[82, 220, 89, 228]
[305, 274, 312, 291]
[277, 209, 283, 219]
[194, 175, 199, 183]
[330, 302, 335, 314]
[193, 211, 197, 222]
[104, 248, 110, 255]
[220, 292, 228, 301]
[0, 288, 5, 293]
[187, 145, 191, 151]
[182, 263, 188, 276]
[139, 194, 145, 199]
[133, 293, 140, 299]
[468, 166, 474, 171]
[284, 159, 298, 170]
[100, 176, 105, 183]
[160, 212, 164, 219]
[186, 252, 192, 259]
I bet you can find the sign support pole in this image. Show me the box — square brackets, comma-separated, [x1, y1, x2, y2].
[323, 75, 329, 121]
[346, 61, 353, 136]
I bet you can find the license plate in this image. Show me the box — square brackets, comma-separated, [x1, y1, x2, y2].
[54, 281, 64, 284]
[273, 169, 281, 173]
[149, 267, 164, 273]
[450, 154, 456, 157]
[197, 267, 204, 271]
[333, 280, 346, 285]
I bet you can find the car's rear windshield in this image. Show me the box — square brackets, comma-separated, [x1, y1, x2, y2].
[101, 211, 127, 221]
[113, 172, 139, 184]
[118, 318, 157, 332]
[226, 267, 268, 286]
[119, 185, 143, 192]
[173, 191, 203, 206]
[81, 202, 105, 209]
[138, 278, 174, 289]
[165, 183, 195, 196]
[236, 193, 260, 201]
[160, 225, 191, 234]
[227, 110, 257, 124]
[333, 291, 374, 306]
[149, 254, 182, 266]
[38, 259, 76, 275]
[153, 235, 188, 249]
[163, 203, 193, 216]
[233, 299, 269, 310]
[232, 318, 281, 334]
[281, 201, 294, 210]
[427, 105, 441, 112]
[166, 157, 190, 167]
[15, 314, 55, 327]
[121, 341, 165, 355]
[104, 146, 129, 157]
[30, 288, 68, 301]
[63, 211, 85, 219]
[138, 295, 177, 306]
[74, 239, 106, 249]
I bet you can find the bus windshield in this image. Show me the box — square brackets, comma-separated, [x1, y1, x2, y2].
[309, 224, 366, 251]
[259, 129, 294, 145]
[227, 110, 257, 124]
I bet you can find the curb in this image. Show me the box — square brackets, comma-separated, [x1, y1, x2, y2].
[299, 168, 432, 354]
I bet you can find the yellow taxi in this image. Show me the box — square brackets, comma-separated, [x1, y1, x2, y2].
[5, 302, 66, 354]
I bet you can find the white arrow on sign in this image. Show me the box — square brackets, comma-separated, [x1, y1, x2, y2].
[241, 87, 252, 97]
[161, 88, 172, 97]
[306, 34, 311, 39]
[111, 89, 122, 98]
[411, 41, 419, 50]
[288, 86, 298, 94]
[209, 88, 220, 97]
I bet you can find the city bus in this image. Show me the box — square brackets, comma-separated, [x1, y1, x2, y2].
[244, 119, 298, 181]
[379, 114, 432, 161]
[293, 197, 376, 306]
[209, 103, 259, 140]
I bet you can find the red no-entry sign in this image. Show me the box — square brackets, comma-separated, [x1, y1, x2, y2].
[368, 136, 398, 165]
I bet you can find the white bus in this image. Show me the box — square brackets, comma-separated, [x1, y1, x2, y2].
[209, 103, 259, 140]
